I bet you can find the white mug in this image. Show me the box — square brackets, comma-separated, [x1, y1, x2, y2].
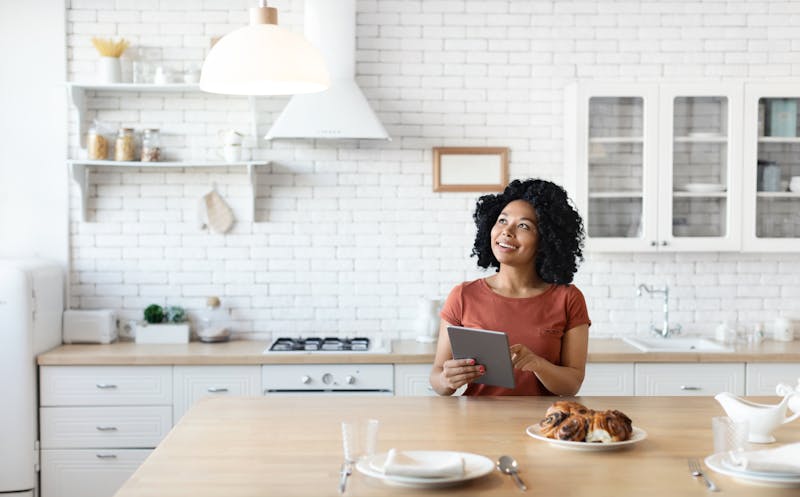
[773, 317, 794, 342]
[790, 176, 800, 193]
[221, 144, 242, 163]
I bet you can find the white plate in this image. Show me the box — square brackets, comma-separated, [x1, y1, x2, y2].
[682, 183, 726, 193]
[705, 453, 800, 487]
[355, 451, 495, 488]
[525, 424, 647, 451]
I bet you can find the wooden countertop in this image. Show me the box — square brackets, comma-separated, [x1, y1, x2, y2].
[114, 396, 800, 497]
[37, 338, 800, 366]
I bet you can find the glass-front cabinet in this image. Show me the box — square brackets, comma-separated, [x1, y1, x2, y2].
[565, 82, 742, 252]
[743, 83, 800, 251]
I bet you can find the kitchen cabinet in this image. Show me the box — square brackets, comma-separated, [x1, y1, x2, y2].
[742, 83, 800, 251]
[39, 366, 172, 497]
[393, 364, 436, 396]
[634, 363, 745, 396]
[565, 82, 743, 252]
[173, 365, 261, 423]
[745, 362, 800, 395]
[578, 363, 635, 396]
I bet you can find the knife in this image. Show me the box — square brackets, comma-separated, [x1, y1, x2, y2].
[338, 461, 352, 493]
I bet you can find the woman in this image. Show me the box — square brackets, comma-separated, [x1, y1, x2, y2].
[430, 179, 590, 396]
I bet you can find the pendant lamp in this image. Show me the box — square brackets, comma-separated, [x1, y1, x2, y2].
[199, 1, 330, 96]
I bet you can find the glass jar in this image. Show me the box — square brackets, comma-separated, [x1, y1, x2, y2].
[114, 128, 136, 161]
[141, 128, 161, 162]
[87, 126, 107, 160]
[196, 296, 231, 343]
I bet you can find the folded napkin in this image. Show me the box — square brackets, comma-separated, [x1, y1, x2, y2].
[373, 449, 465, 478]
[728, 442, 800, 475]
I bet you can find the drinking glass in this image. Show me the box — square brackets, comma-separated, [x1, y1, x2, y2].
[341, 419, 379, 463]
[712, 416, 748, 458]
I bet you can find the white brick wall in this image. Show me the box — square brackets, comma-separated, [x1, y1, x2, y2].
[66, 0, 800, 340]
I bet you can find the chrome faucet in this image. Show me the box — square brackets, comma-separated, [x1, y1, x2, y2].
[637, 284, 682, 338]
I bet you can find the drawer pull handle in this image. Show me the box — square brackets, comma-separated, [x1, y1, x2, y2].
[680, 385, 701, 391]
[96, 384, 118, 389]
[96, 426, 118, 431]
[207, 387, 229, 393]
[96, 454, 117, 459]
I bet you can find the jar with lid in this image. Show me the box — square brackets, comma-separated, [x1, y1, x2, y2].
[196, 296, 231, 343]
[87, 125, 108, 160]
[141, 128, 161, 162]
[114, 128, 136, 161]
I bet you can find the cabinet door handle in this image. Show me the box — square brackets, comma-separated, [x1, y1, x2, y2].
[207, 387, 229, 393]
[661, 241, 668, 246]
[95, 453, 117, 459]
[680, 385, 701, 391]
[96, 383, 117, 389]
[96, 426, 118, 431]
[651, 241, 657, 246]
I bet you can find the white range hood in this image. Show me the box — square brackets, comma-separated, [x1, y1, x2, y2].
[265, 0, 389, 141]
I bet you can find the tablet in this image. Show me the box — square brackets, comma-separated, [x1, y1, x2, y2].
[447, 326, 515, 389]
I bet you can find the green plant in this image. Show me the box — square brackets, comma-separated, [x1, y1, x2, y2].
[165, 306, 187, 323]
[143, 304, 164, 324]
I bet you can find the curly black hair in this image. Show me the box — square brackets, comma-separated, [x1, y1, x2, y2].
[471, 178, 585, 285]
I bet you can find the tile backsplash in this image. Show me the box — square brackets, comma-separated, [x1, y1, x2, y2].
[67, 1, 800, 340]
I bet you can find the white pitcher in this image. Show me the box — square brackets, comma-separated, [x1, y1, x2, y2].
[715, 391, 800, 443]
[414, 297, 442, 343]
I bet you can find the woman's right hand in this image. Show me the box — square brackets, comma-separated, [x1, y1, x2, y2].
[439, 358, 485, 390]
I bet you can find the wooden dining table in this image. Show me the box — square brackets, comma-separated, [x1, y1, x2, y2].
[113, 396, 800, 497]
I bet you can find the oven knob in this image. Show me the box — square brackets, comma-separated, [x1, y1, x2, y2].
[345, 375, 355, 385]
[301, 375, 311, 385]
[322, 373, 334, 385]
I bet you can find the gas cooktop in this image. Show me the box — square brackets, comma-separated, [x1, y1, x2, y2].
[267, 337, 372, 352]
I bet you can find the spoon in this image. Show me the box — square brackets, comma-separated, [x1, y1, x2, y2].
[497, 455, 527, 491]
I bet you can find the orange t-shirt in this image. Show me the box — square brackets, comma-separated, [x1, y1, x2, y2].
[440, 278, 591, 396]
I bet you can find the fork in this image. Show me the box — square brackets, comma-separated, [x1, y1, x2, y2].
[688, 458, 719, 492]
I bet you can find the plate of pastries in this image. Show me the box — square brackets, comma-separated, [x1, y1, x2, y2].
[526, 401, 646, 451]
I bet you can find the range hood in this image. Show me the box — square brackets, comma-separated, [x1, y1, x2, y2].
[265, 0, 390, 141]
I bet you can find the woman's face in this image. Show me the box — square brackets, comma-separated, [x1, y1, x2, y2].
[490, 199, 538, 267]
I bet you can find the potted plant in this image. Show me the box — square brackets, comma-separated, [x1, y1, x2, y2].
[134, 304, 190, 344]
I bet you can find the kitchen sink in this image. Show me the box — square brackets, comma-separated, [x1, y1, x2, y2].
[623, 336, 733, 353]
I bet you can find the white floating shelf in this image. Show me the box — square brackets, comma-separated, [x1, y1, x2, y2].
[757, 136, 800, 144]
[588, 191, 643, 199]
[588, 137, 644, 144]
[67, 160, 268, 222]
[756, 191, 800, 198]
[672, 191, 728, 198]
[66, 82, 259, 147]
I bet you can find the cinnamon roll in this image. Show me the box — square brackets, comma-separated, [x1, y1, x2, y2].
[538, 410, 570, 438]
[586, 410, 633, 443]
[554, 413, 591, 442]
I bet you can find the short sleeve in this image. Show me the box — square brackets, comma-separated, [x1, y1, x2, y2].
[565, 285, 591, 330]
[439, 283, 464, 326]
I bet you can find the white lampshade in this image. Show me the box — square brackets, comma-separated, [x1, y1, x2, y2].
[199, 7, 330, 96]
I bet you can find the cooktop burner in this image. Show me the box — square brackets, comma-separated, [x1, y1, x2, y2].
[268, 337, 371, 352]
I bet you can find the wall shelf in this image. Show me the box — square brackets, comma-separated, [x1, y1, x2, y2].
[66, 82, 259, 147]
[67, 160, 268, 222]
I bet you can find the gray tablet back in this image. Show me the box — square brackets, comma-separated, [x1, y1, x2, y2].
[447, 326, 515, 389]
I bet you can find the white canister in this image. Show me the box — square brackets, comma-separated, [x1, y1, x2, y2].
[98, 56, 122, 84]
[773, 317, 794, 342]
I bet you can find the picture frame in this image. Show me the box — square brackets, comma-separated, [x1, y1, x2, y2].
[432, 147, 509, 192]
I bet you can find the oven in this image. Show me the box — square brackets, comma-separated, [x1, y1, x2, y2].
[262, 337, 394, 396]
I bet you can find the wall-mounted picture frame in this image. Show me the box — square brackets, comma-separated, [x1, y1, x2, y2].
[433, 147, 509, 192]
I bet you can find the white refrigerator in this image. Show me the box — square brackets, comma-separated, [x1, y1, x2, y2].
[0, 259, 63, 497]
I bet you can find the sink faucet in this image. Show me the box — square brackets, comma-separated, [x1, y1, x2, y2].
[636, 284, 682, 338]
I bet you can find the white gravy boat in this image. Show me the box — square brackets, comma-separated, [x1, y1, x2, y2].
[715, 391, 800, 443]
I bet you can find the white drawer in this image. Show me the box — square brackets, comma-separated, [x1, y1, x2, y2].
[41, 449, 151, 497]
[394, 364, 436, 396]
[578, 363, 635, 396]
[746, 363, 800, 395]
[40, 406, 172, 449]
[40, 366, 172, 406]
[173, 365, 261, 423]
[634, 363, 745, 396]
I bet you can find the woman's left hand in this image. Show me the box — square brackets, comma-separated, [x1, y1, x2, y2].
[510, 343, 543, 373]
